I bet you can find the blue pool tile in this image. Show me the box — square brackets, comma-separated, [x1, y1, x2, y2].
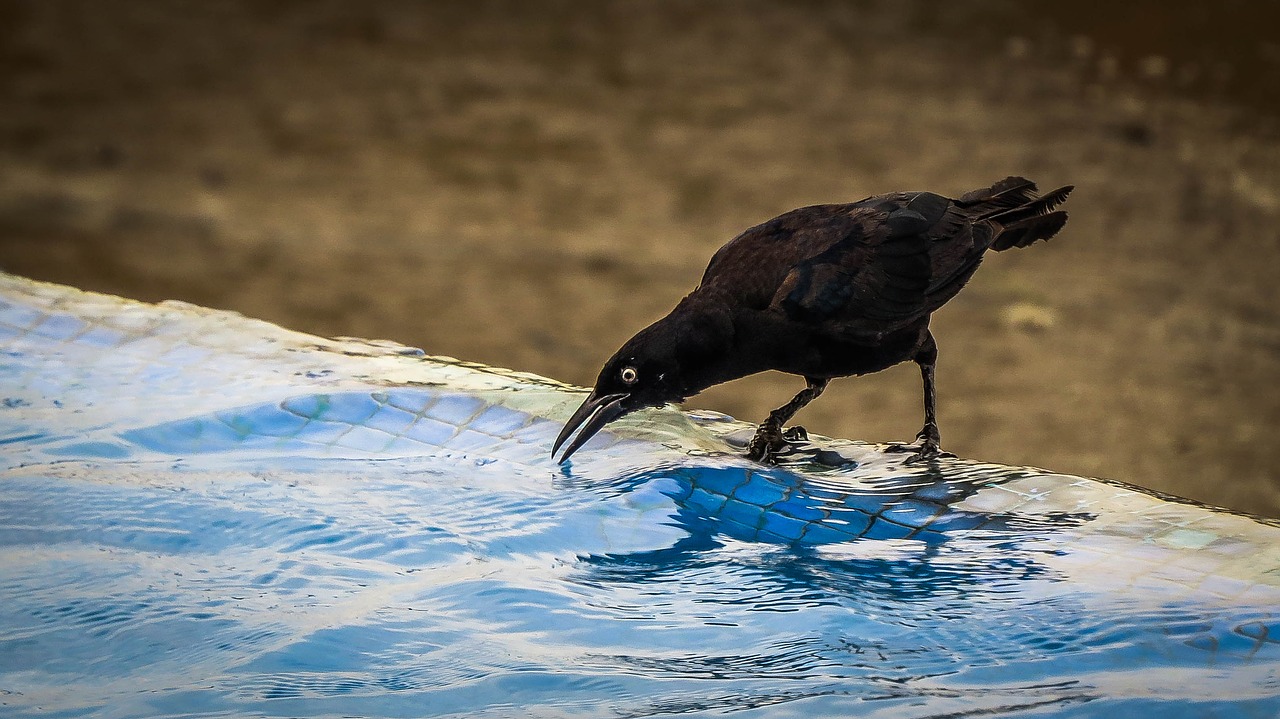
[878, 498, 945, 529]
[225, 404, 311, 438]
[510, 417, 558, 441]
[689, 467, 750, 499]
[282, 395, 325, 420]
[774, 498, 828, 522]
[910, 481, 965, 503]
[862, 516, 916, 541]
[841, 492, 895, 515]
[654, 475, 694, 502]
[685, 486, 728, 514]
[379, 435, 433, 454]
[923, 511, 988, 533]
[820, 511, 872, 538]
[316, 393, 384, 425]
[469, 405, 531, 436]
[47, 441, 132, 459]
[759, 511, 808, 543]
[718, 497, 765, 530]
[294, 419, 356, 446]
[444, 429, 497, 452]
[362, 404, 419, 436]
[912, 529, 949, 545]
[213, 410, 267, 440]
[332, 425, 395, 454]
[799, 521, 860, 545]
[716, 514, 763, 542]
[802, 483, 850, 502]
[123, 416, 252, 453]
[383, 389, 436, 415]
[401, 417, 457, 446]
[732, 475, 788, 506]
[642, 476, 688, 502]
[425, 395, 487, 426]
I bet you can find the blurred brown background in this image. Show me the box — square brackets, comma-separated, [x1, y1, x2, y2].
[1, 1, 1277, 515]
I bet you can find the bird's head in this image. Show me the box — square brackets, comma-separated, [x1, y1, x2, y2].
[552, 299, 734, 464]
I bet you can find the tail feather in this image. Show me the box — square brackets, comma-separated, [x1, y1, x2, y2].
[957, 176, 1039, 207]
[985, 184, 1073, 224]
[958, 177, 1073, 251]
[990, 210, 1069, 251]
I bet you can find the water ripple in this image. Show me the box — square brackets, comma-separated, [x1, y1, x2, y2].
[3, 279, 1279, 717]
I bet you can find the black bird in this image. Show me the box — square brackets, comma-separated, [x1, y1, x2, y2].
[553, 176, 1072, 464]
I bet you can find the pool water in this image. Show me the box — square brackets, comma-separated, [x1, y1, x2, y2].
[1, 274, 1278, 718]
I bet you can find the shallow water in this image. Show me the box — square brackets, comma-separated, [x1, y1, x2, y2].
[2, 275, 1278, 718]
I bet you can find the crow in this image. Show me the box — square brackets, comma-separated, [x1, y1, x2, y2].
[553, 176, 1072, 464]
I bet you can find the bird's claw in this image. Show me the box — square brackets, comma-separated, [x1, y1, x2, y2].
[905, 444, 956, 464]
[746, 425, 807, 463]
[781, 425, 808, 442]
[886, 434, 954, 464]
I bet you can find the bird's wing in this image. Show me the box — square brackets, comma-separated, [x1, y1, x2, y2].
[769, 192, 978, 335]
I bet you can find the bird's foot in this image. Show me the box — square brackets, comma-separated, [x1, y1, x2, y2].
[885, 428, 954, 464]
[903, 440, 954, 464]
[746, 427, 783, 462]
[782, 425, 808, 442]
[747, 425, 807, 462]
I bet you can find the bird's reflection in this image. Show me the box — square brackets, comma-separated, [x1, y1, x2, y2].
[570, 459, 1087, 611]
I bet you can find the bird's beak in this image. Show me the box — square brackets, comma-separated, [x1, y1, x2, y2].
[552, 391, 630, 464]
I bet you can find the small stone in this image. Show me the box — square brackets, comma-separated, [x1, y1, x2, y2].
[1001, 302, 1057, 333]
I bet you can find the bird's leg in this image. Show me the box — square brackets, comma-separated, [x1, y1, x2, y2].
[906, 357, 942, 462]
[905, 333, 952, 463]
[747, 377, 828, 461]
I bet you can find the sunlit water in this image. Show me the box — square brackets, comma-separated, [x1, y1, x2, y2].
[2, 274, 1278, 718]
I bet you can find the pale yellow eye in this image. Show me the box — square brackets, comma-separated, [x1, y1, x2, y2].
[620, 366, 638, 384]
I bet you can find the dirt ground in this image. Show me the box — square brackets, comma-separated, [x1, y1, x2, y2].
[1, 1, 1277, 516]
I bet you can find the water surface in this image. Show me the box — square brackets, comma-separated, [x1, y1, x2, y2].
[2, 275, 1277, 718]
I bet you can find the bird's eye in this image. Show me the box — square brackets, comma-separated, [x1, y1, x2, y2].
[620, 366, 638, 385]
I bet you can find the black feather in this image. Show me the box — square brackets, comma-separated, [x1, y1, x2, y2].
[957, 176, 1038, 206]
[990, 211, 1069, 251]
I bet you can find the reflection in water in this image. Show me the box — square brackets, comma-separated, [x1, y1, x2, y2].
[1, 274, 1278, 718]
